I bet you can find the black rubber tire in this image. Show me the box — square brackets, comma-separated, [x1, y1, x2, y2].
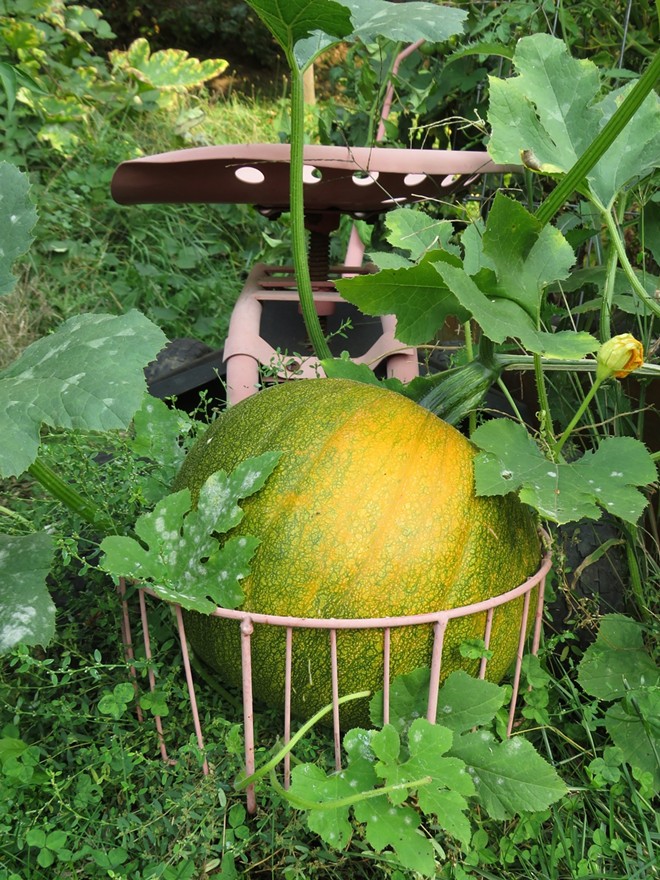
[144, 337, 215, 386]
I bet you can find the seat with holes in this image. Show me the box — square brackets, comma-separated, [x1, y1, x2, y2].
[112, 143, 518, 403]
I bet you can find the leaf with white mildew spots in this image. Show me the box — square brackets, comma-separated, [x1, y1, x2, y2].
[288, 752, 378, 849]
[450, 730, 567, 820]
[0, 311, 167, 477]
[99, 452, 280, 613]
[472, 420, 656, 525]
[272, 670, 568, 875]
[0, 532, 55, 654]
[354, 793, 436, 876]
[373, 719, 474, 849]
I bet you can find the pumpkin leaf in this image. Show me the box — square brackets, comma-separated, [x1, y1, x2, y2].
[577, 614, 660, 701]
[374, 719, 474, 848]
[481, 194, 576, 319]
[100, 452, 281, 613]
[129, 396, 197, 504]
[321, 353, 405, 393]
[335, 251, 470, 346]
[246, 0, 353, 70]
[435, 672, 506, 734]
[339, 194, 597, 358]
[0, 161, 38, 297]
[370, 669, 505, 735]
[576, 615, 660, 792]
[434, 194, 596, 358]
[0, 311, 168, 478]
[344, 0, 466, 45]
[450, 731, 567, 820]
[110, 38, 228, 90]
[249, 0, 466, 75]
[488, 34, 660, 209]
[472, 420, 657, 525]
[291, 765, 355, 849]
[0, 532, 55, 654]
[284, 725, 381, 847]
[383, 208, 459, 262]
[354, 794, 436, 876]
[604, 691, 660, 794]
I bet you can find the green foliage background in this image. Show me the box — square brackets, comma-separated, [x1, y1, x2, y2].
[0, 1, 658, 878]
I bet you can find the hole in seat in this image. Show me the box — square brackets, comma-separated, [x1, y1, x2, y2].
[352, 171, 379, 187]
[403, 173, 427, 187]
[303, 165, 322, 184]
[235, 166, 265, 184]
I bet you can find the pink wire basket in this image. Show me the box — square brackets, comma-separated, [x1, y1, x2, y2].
[119, 537, 551, 813]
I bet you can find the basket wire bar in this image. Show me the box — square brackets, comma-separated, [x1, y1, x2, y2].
[427, 618, 448, 724]
[173, 604, 210, 775]
[123, 543, 551, 813]
[478, 607, 495, 680]
[283, 627, 293, 787]
[329, 629, 342, 770]
[507, 588, 532, 737]
[382, 627, 391, 727]
[138, 588, 170, 764]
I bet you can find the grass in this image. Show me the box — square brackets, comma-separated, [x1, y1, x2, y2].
[8, 92, 290, 352]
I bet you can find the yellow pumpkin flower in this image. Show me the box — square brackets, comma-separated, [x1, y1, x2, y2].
[596, 333, 644, 381]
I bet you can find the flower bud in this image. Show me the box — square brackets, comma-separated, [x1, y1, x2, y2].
[596, 333, 644, 381]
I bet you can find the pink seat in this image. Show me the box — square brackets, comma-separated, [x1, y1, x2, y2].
[111, 144, 519, 403]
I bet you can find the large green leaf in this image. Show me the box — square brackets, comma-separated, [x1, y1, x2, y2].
[289, 756, 378, 850]
[246, 0, 352, 65]
[0, 311, 168, 477]
[605, 691, 660, 793]
[382, 208, 459, 262]
[577, 616, 660, 791]
[249, 0, 466, 71]
[374, 718, 474, 848]
[336, 250, 469, 346]
[472, 420, 657, 525]
[100, 453, 281, 613]
[451, 731, 567, 820]
[433, 195, 595, 358]
[488, 34, 660, 208]
[577, 615, 660, 701]
[340, 193, 597, 356]
[481, 194, 575, 319]
[0, 532, 55, 654]
[343, 0, 466, 44]
[0, 161, 38, 296]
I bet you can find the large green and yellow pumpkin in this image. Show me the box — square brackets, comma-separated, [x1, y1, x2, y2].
[174, 378, 540, 725]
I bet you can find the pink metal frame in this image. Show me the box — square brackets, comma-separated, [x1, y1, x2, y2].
[223, 262, 419, 402]
[120, 541, 551, 813]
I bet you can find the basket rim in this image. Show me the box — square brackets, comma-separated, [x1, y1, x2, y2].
[143, 534, 551, 632]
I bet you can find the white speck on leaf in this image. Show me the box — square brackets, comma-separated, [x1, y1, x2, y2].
[241, 470, 262, 492]
[0, 606, 37, 652]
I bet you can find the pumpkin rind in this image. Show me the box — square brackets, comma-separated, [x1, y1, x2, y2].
[174, 378, 540, 725]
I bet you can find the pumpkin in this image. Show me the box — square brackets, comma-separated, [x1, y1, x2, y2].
[174, 378, 540, 726]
